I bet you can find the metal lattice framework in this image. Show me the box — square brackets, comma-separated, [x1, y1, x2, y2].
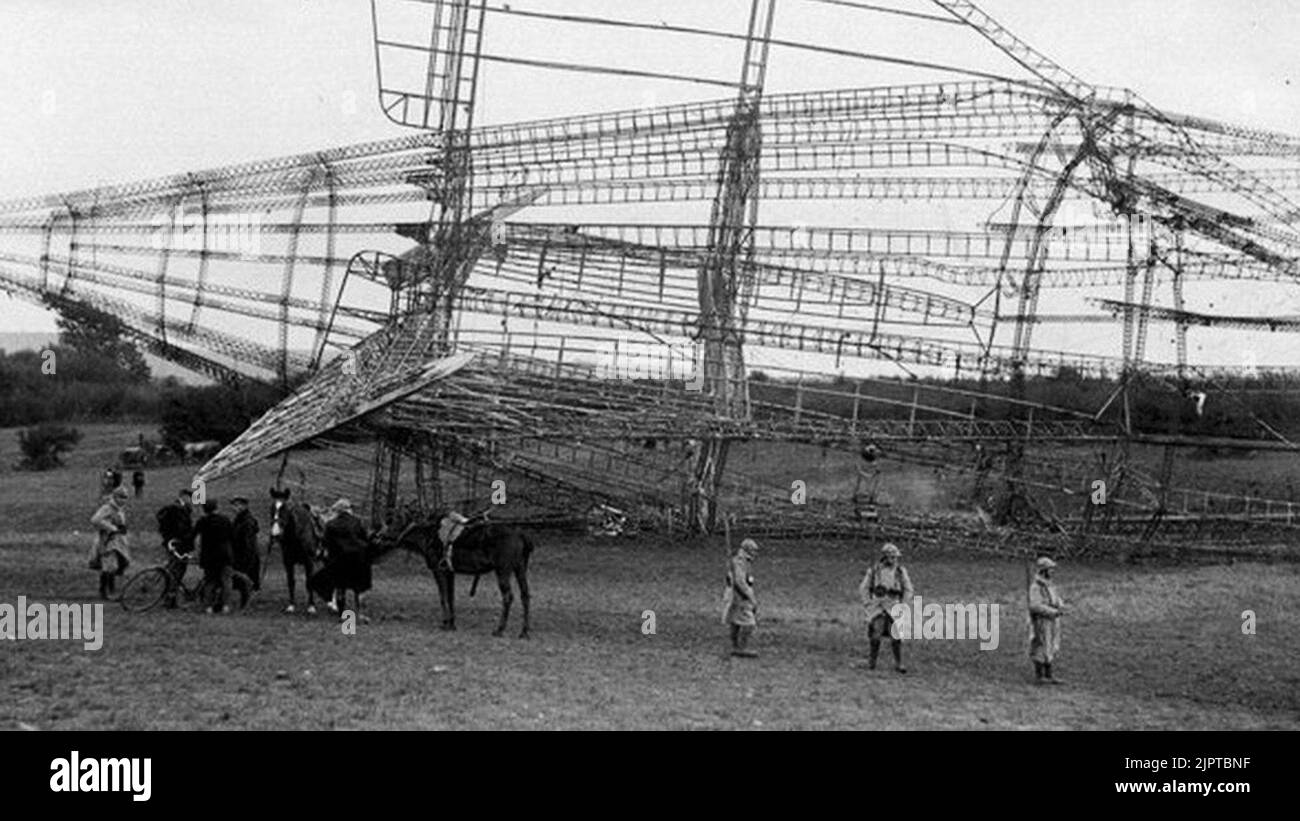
[5, 0, 1300, 557]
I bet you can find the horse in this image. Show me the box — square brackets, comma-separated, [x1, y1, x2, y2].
[268, 488, 324, 614]
[376, 511, 533, 638]
[183, 440, 222, 464]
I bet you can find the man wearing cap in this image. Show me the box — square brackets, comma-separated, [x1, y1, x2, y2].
[722, 538, 760, 658]
[156, 488, 195, 609]
[1028, 556, 1066, 684]
[317, 498, 372, 620]
[194, 499, 236, 614]
[231, 496, 261, 594]
[859, 543, 913, 673]
[90, 485, 133, 599]
[100, 466, 123, 500]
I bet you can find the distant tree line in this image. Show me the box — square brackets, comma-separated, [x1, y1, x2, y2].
[158, 382, 282, 451]
[7, 299, 1296, 451]
[747, 366, 1300, 440]
[0, 345, 159, 426]
[2, 301, 283, 445]
[0, 344, 281, 442]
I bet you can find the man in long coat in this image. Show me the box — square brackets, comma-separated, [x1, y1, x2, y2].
[194, 499, 236, 614]
[156, 488, 194, 609]
[859, 543, 913, 673]
[1028, 556, 1066, 684]
[90, 486, 133, 599]
[722, 538, 760, 658]
[230, 496, 261, 593]
[314, 499, 372, 620]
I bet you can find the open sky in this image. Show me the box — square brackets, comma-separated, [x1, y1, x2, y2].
[2, 0, 1299, 362]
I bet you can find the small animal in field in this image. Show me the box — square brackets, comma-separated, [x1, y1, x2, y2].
[182, 440, 221, 463]
[375, 511, 533, 638]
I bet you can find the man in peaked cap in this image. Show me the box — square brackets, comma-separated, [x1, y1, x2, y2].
[722, 538, 760, 658]
[1028, 556, 1067, 684]
[195, 499, 236, 614]
[315, 498, 373, 620]
[230, 496, 261, 595]
[90, 485, 133, 599]
[859, 542, 913, 673]
[156, 487, 195, 609]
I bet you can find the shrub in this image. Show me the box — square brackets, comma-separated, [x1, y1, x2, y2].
[16, 424, 83, 470]
[160, 383, 281, 448]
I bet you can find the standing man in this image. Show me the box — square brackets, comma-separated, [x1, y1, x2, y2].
[90, 486, 133, 599]
[194, 499, 235, 614]
[131, 469, 146, 498]
[156, 488, 195, 608]
[230, 496, 261, 594]
[722, 538, 760, 658]
[100, 466, 123, 499]
[318, 499, 372, 621]
[859, 543, 913, 673]
[1028, 556, 1066, 685]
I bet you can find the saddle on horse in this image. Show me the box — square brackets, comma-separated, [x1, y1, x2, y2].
[437, 512, 470, 572]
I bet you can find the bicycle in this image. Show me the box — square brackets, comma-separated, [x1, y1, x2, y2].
[119, 540, 204, 612]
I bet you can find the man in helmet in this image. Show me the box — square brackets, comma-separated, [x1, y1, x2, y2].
[1028, 556, 1067, 684]
[722, 538, 760, 658]
[859, 542, 913, 673]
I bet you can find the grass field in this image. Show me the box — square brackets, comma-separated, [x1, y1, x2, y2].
[2, 423, 1298, 730]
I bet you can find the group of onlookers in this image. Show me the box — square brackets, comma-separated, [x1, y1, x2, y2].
[154, 488, 260, 612]
[93, 479, 371, 619]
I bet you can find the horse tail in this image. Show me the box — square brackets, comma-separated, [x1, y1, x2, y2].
[521, 532, 535, 567]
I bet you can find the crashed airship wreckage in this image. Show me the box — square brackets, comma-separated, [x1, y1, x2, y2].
[5, 0, 1300, 558]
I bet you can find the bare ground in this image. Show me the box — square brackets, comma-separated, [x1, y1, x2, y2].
[2, 533, 1297, 730]
[1, 423, 1297, 730]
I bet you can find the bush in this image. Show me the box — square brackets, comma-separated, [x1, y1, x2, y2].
[16, 424, 83, 470]
[0, 347, 161, 426]
[160, 383, 281, 448]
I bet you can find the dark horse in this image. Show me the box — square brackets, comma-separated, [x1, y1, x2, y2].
[377, 512, 533, 637]
[269, 488, 323, 613]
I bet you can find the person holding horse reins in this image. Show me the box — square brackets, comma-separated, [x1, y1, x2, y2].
[859, 543, 913, 673]
[317, 498, 372, 621]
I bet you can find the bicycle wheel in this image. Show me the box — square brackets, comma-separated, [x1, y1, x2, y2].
[119, 567, 171, 612]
